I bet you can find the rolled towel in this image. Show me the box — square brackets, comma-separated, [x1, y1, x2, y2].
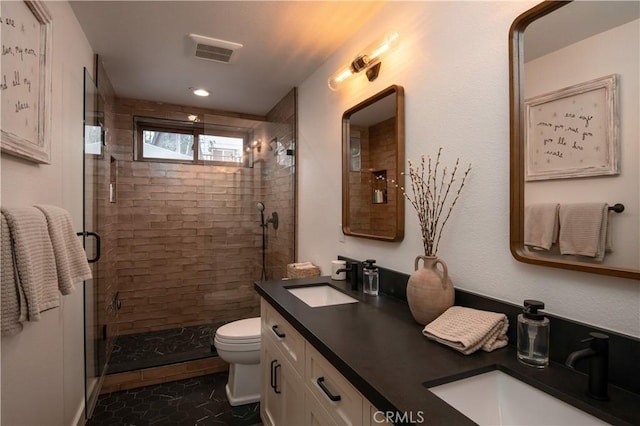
[422, 306, 509, 355]
[524, 203, 559, 250]
[558, 203, 608, 262]
[292, 262, 315, 269]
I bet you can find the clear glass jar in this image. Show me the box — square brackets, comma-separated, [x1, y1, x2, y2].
[363, 259, 379, 296]
[517, 300, 550, 368]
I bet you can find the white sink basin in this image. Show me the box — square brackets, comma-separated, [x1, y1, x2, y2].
[428, 370, 607, 425]
[287, 285, 358, 308]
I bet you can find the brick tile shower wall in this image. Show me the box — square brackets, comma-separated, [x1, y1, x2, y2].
[348, 117, 396, 236]
[110, 97, 294, 335]
[263, 89, 296, 279]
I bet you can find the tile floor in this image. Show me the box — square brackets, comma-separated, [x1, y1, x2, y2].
[108, 323, 225, 374]
[87, 372, 261, 426]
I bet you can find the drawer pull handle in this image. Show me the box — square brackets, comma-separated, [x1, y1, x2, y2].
[274, 363, 282, 394]
[270, 360, 278, 390]
[272, 324, 286, 338]
[317, 377, 341, 402]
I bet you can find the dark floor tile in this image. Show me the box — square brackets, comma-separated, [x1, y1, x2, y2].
[108, 323, 226, 374]
[88, 372, 261, 426]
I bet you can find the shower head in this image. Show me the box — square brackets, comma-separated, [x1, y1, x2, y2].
[256, 202, 265, 212]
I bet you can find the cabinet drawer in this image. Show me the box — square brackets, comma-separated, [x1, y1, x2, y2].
[305, 344, 363, 426]
[304, 386, 341, 426]
[261, 299, 305, 377]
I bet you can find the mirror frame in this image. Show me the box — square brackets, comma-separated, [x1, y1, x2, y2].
[342, 85, 405, 242]
[509, 1, 639, 280]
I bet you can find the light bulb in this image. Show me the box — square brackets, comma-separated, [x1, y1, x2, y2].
[192, 88, 210, 97]
[328, 66, 354, 91]
[367, 31, 399, 62]
[327, 31, 399, 91]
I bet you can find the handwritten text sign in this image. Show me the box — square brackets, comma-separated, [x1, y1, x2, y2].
[0, 1, 52, 164]
[525, 75, 618, 181]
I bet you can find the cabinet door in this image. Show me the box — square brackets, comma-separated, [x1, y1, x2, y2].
[261, 333, 304, 426]
[261, 334, 281, 426]
[261, 299, 306, 376]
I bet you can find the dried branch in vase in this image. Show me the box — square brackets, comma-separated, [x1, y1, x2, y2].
[380, 147, 471, 256]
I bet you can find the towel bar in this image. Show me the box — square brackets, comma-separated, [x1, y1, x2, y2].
[608, 204, 624, 213]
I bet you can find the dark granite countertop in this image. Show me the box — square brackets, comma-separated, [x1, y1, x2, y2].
[255, 277, 640, 425]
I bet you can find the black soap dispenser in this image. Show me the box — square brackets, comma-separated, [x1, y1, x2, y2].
[517, 300, 550, 368]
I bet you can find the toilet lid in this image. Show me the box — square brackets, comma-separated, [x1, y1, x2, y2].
[215, 317, 261, 341]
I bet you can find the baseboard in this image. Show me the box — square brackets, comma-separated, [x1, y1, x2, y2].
[71, 399, 85, 426]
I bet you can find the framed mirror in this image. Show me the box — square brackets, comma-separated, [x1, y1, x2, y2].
[342, 85, 405, 241]
[510, 1, 639, 279]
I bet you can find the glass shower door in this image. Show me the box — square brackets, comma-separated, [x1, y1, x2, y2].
[82, 66, 111, 418]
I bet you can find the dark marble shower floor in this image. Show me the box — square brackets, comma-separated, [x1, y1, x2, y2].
[88, 372, 261, 426]
[108, 323, 226, 374]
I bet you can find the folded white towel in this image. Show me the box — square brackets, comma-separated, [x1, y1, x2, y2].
[35, 205, 92, 294]
[423, 306, 509, 355]
[1, 207, 60, 323]
[1, 213, 24, 336]
[524, 203, 559, 250]
[558, 203, 608, 262]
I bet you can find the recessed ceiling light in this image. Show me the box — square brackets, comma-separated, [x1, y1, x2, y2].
[191, 88, 210, 97]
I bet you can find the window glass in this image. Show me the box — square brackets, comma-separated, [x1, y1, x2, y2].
[84, 125, 103, 155]
[198, 134, 244, 163]
[142, 130, 194, 160]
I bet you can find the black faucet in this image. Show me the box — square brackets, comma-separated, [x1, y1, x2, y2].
[565, 332, 609, 401]
[336, 262, 358, 291]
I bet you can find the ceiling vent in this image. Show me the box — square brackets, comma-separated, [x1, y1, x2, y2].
[189, 34, 243, 64]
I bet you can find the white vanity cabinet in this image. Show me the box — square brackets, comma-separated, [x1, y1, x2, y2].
[260, 302, 305, 426]
[260, 299, 388, 426]
[261, 332, 305, 426]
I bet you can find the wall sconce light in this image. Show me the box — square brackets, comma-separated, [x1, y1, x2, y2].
[328, 31, 399, 91]
[251, 138, 262, 153]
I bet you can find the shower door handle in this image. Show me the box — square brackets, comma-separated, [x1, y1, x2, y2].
[77, 231, 101, 263]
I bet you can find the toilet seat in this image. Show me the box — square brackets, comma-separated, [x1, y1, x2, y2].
[214, 338, 260, 352]
[215, 317, 261, 341]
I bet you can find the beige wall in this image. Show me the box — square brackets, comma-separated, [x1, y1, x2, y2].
[298, 1, 640, 337]
[0, 2, 94, 425]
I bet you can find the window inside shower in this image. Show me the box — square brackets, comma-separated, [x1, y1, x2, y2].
[134, 117, 250, 166]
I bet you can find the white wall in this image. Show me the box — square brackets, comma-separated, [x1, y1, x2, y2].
[298, 1, 640, 337]
[525, 19, 639, 269]
[1, 2, 94, 424]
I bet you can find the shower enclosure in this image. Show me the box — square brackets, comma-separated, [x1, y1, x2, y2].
[83, 66, 296, 412]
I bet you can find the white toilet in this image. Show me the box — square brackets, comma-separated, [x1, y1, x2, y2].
[213, 317, 261, 406]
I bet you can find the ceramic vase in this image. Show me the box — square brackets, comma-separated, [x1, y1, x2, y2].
[406, 255, 455, 325]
